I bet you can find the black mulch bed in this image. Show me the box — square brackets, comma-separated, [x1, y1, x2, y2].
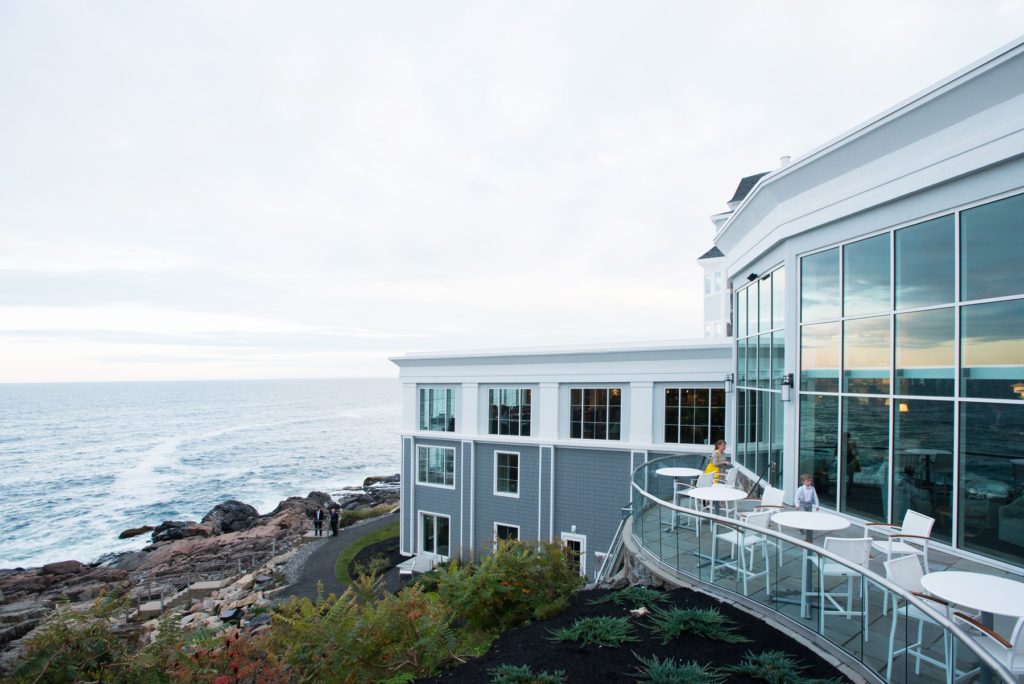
[415, 587, 848, 684]
[348, 535, 409, 595]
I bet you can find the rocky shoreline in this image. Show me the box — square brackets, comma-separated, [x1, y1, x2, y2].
[0, 474, 400, 673]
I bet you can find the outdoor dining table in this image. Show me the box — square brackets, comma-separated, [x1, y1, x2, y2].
[656, 467, 704, 531]
[771, 511, 851, 619]
[921, 571, 1024, 684]
[679, 486, 749, 568]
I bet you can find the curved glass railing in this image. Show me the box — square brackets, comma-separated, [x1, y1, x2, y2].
[631, 454, 1017, 684]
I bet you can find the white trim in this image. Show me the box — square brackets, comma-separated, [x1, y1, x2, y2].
[549, 446, 556, 541]
[399, 432, 718, 453]
[469, 441, 475, 561]
[416, 445, 456, 489]
[418, 510, 452, 560]
[494, 522, 520, 543]
[493, 450, 521, 498]
[561, 532, 587, 576]
[537, 447, 543, 541]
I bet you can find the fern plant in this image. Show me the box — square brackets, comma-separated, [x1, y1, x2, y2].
[724, 651, 846, 684]
[548, 616, 639, 649]
[647, 606, 750, 644]
[631, 653, 725, 684]
[589, 586, 668, 609]
[489, 663, 567, 684]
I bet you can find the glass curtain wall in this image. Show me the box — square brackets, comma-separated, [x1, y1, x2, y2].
[798, 192, 1024, 565]
[735, 266, 785, 488]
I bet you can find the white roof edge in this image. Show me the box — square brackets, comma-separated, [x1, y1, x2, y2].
[389, 337, 733, 363]
[714, 32, 1024, 243]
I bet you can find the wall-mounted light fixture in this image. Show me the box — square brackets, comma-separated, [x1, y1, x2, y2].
[781, 373, 794, 402]
[747, 273, 759, 282]
[725, 373, 734, 393]
[1013, 383, 1024, 397]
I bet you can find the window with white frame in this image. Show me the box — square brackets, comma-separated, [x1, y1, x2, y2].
[705, 275, 711, 294]
[421, 512, 450, 557]
[419, 388, 455, 432]
[664, 388, 726, 445]
[561, 532, 586, 576]
[488, 389, 531, 436]
[417, 446, 455, 487]
[715, 271, 722, 292]
[570, 388, 622, 440]
[495, 523, 519, 541]
[494, 451, 519, 497]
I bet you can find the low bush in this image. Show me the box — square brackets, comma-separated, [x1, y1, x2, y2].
[647, 606, 749, 644]
[489, 663, 566, 684]
[589, 586, 668, 609]
[340, 505, 396, 528]
[631, 654, 724, 684]
[352, 553, 391, 579]
[724, 651, 845, 684]
[436, 539, 584, 630]
[548, 616, 638, 649]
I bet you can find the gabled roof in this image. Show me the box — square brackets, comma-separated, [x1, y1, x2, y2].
[728, 172, 769, 204]
[698, 246, 725, 260]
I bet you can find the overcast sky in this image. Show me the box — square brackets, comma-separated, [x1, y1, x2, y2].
[2, 2, 1023, 383]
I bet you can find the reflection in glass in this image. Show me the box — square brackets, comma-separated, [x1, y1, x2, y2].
[841, 397, 889, 522]
[961, 193, 1024, 302]
[737, 339, 746, 385]
[771, 391, 784, 489]
[570, 388, 622, 440]
[844, 234, 891, 316]
[959, 401, 1024, 566]
[737, 289, 747, 338]
[753, 390, 765, 477]
[747, 335, 756, 385]
[801, 322, 840, 392]
[749, 281, 759, 335]
[799, 394, 838, 510]
[895, 215, 954, 310]
[895, 308, 954, 396]
[894, 400, 953, 542]
[759, 334, 771, 389]
[844, 316, 890, 394]
[802, 248, 840, 322]
[961, 299, 1024, 401]
[771, 332, 785, 390]
[760, 274, 772, 333]
[737, 389, 747, 467]
[773, 267, 786, 330]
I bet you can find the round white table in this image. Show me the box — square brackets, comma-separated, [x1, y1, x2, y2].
[921, 571, 1024, 684]
[681, 486, 747, 516]
[771, 511, 851, 618]
[657, 468, 706, 531]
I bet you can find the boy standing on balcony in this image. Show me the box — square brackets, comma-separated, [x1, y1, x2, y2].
[795, 473, 820, 512]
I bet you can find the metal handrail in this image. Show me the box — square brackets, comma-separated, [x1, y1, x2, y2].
[595, 517, 626, 583]
[629, 470, 1018, 684]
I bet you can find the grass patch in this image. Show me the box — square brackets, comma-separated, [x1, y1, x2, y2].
[632, 654, 724, 684]
[335, 520, 400, 584]
[648, 606, 750, 644]
[548, 616, 639, 649]
[340, 505, 397, 528]
[589, 586, 668, 609]
[489, 664, 566, 684]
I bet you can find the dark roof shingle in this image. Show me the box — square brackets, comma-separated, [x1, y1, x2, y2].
[729, 172, 769, 204]
[698, 246, 725, 260]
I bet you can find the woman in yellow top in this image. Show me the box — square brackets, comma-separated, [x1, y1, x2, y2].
[704, 440, 731, 477]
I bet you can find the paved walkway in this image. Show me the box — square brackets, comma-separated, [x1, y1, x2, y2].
[286, 510, 401, 602]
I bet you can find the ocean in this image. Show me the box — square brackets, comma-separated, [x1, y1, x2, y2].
[0, 378, 402, 568]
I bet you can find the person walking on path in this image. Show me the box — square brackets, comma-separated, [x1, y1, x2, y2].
[330, 508, 340, 536]
[313, 508, 325, 536]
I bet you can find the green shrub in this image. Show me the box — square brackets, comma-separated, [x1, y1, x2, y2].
[589, 586, 668, 609]
[340, 505, 396, 528]
[631, 653, 724, 684]
[548, 616, 638, 649]
[352, 553, 392, 579]
[648, 606, 749, 644]
[723, 651, 845, 684]
[436, 539, 584, 630]
[489, 663, 567, 684]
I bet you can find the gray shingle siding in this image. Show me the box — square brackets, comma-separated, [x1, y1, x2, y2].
[471, 443, 541, 561]
[409, 437, 462, 557]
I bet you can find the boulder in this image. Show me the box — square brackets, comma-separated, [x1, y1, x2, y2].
[202, 616, 223, 629]
[202, 501, 259, 535]
[41, 561, 82, 576]
[151, 521, 195, 543]
[219, 608, 244, 623]
[246, 612, 272, 631]
[119, 526, 155, 540]
[306, 491, 333, 508]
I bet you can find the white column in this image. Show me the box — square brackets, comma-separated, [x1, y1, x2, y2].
[403, 383, 418, 432]
[629, 381, 654, 445]
[461, 383, 479, 435]
[538, 382, 560, 441]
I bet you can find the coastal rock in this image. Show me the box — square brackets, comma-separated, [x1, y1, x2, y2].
[118, 526, 154, 540]
[151, 521, 195, 543]
[41, 560, 82, 575]
[362, 474, 399, 487]
[306, 491, 333, 508]
[202, 501, 259, 535]
[246, 612, 272, 631]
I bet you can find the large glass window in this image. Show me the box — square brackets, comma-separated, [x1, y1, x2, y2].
[737, 288, 747, 338]
[421, 513, 450, 557]
[801, 248, 840, 322]
[894, 399, 954, 543]
[758, 334, 771, 388]
[896, 308, 955, 396]
[417, 446, 455, 487]
[959, 402, 1024, 565]
[800, 322, 840, 392]
[771, 332, 785, 390]
[772, 267, 786, 329]
[737, 340, 746, 385]
[843, 315, 890, 394]
[961, 299, 1024, 400]
[799, 394, 839, 510]
[759, 275, 772, 334]
[961, 193, 1024, 302]
[495, 451, 519, 496]
[895, 215, 954, 310]
[488, 389, 532, 436]
[664, 388, 725, 445]
[570, 388, 621, 441]
[770, 391, 784, 488]
[844, 234, 890, 316]
[419, 388, 455, 432]
[749, 280, 760, 335]
[840, 397, 889, 522]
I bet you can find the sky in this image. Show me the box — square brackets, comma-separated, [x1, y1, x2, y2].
[2, 1, 1023, 383]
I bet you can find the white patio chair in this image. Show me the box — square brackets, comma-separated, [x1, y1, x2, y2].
[710, 511, 772, 596]
[669, 472, 715, 532]
[884, 556, 951, 679]
[810, 537, 873, 641]
[868, 510, 935, 613]
[953, 613, 1024, 679]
